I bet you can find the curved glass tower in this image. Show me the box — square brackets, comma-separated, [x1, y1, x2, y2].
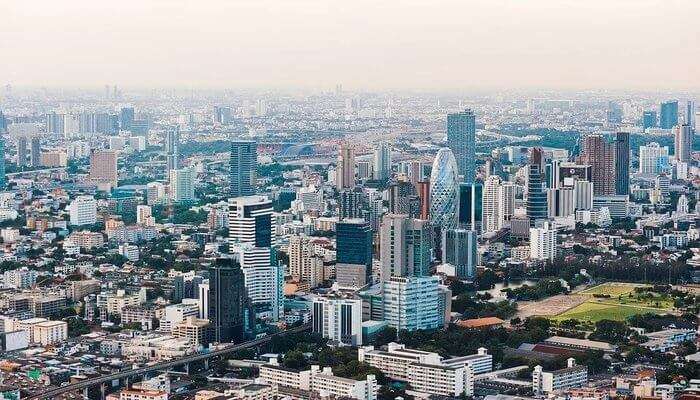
[429, 148, 459, 230]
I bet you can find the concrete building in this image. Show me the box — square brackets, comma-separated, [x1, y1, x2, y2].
[69, 195, 97, 226]
[529, 222, 557, 261]
[533, 358, 588, 396]
[89, 150, 118, 191]
[381, 276, 443, 331]
[312, 295, 363, 346]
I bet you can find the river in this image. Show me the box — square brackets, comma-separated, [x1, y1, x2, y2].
[477, 279, 539, 300]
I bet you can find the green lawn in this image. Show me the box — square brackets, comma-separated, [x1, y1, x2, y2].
[552, 301, 664, 323]
[579, 282, 645, 297]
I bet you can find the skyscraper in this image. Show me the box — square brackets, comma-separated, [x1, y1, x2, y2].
[441, 229, 478, 279]
[674, 124, 693, 163]
[208, 258, 249, 343]
[336, 218, 373, 287]
[338, 189, 365, 220]
[388, 181, 419, 217]
[660, 100, 679, 129]
[577, 135, 615, 196]
[230, 140, 257, 197]
[17, 136, 27, 167]
[416, 181, 430, 220]
[429, 148, 459, 231]
[169, 168, 196, 202]
[89, 150, 118, 191]
[614, 132, 630, 196]
[30, 136, 41, 167]
[458, 182, 482, 232]
[447, 109, 476, 183]
[228, 196, 282, 321]
[165, 126, 180, 177]
[379, 214, 431, 281]
[336, 141, 356, 190]
[642, 110, 657, 130]
[120, 107, 135, 131]
[372, 142, 391, 181]
[529, 222, 557, 262]
[482, 175, 503, 233]
[687, 100, 696, 131]
[639, 143, 670, 175]
[526, 148, 548, 223]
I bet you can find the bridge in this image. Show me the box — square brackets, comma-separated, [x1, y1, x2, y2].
[26, 324, 311, 400]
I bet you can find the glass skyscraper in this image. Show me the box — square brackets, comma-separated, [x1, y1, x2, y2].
[615, 132, 630, 196]
[208, 258, 249, 343]
[336, 219, 373, 267]
[642, 110, 657, 130]
[429, 148, 459, 231]
[526, 148, 548, 224]
[458, 182, 482, 232]
[165, 126, 179, 177]
[447, 109, 476, 183]
[230, 140, 257, 197]
[660, 100, 679, 129]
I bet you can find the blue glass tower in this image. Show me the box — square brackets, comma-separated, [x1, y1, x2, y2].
[642, 110, 657, 130]
[660, 100, 679, 129]
[447, 109, 476, 183]
[429, 148, 459, 230]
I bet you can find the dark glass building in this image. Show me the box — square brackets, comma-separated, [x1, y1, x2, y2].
[336, 219, 373, 282]
[615, 132, 630, 196]
[526, 148, 548, 224]
[120, 107, 134, 131]
[458, 182, 482, 231]
[208, 258, 249, 343]
[230, 140, 257, 197]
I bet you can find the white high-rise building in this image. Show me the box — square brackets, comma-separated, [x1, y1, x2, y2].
[639, 143, 670, 175]
[381, 276, 443, 331]
[674, 124, 693, 163]
[677, 194, 689, 215]
[228, 196, 283, 321]
[529, 222, 557, 261]
[288, 235, 324, 288]
[547, 187, 575, 217]
[498, 182, 516, 222]
[372, 142, 391, 181]
[136, 205, 153, 226]
[312, 296, 363, 346]
[146, 182, 166, 205]
[482, 175, 502, 233]
[169, 168, 195, 202]
[574, 180, 594, 211]
[69, 195, 97, 226]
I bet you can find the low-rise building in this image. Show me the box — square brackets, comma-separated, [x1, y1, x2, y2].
[532, 358, 588, 396]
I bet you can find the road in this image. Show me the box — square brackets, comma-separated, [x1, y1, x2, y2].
[26, 324, 310, 400]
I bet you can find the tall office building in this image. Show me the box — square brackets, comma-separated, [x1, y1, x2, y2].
[388, 181, 418, 216]
[526, 148, 548, 223]
[674, 124, 693, 163]
[379, 214, 431, 280]
[0, 111, 6, 133]
[372, 142, 391, 181]
[336, 141, 356, 191]
[429, 148, 459, 231]
[230, 140, 257, 197]
[546, 188, 575, 217]
[165, 126, 180, 176]
[642, 110, 657, 130]
[208, 258, 249, 343]
[17, 136, 27, 167]
[447, 109, 476, 183]
[529, 222, 557, 262]
[606, 101, 623, 124]
[687, 100, 696, 131]
[639, 143, 670, 175]
[228, 196, 282, 321]
[312, 296, 363, 346]
[30, 136, 41, 167]
[381, 276, 443, 331]
[288, 235, 324, 288]
[458, 182, 482, 232]
[89, 150, 118, 191]
[214, 106, 232, 124]
[338, 189, 365, 220]
[614, 132, 630, 196]
[577, 135, 615, 196]
[660, 100, 679, 129]
[499, 182, 516, 223]
[336, 219, 373, 287]
[169, 168, 196, 202]
[573, 180, 594, 211]
[442, 229, 477, 279]
[120, 107, 134, 131]
[416, 181, 430, 220]
[46, 112, 65, 134]
[482, 175, 503, 233]
[69, 195, 97, 226]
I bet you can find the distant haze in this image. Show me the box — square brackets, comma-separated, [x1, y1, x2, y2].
[3, 0, 700, 90]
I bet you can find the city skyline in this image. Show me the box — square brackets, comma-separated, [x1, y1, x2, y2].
[3, 0, 700, 91]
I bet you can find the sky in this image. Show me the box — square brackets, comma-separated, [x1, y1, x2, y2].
[2, 0, 700, 91]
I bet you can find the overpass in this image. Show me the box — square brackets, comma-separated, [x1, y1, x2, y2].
[26, 324, 311, 400]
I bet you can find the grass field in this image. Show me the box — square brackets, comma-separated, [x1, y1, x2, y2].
[579, 282, 645, 297]
[551, 302, 664, 323]
[550, 282, 674, 323]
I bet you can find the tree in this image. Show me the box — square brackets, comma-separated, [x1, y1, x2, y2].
[371, 327, 397, 346]
[282, 350, 308, 370]
[589, 319, 629, 344]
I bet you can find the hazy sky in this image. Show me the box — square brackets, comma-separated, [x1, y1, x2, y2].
[3, 0, 700, 91]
